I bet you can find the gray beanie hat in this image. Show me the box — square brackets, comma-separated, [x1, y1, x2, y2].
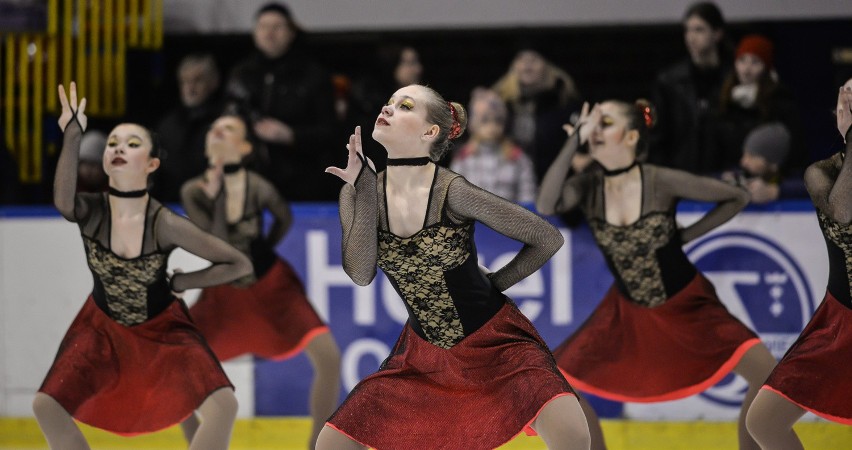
[743, 122, 791, 166]
[79, 130, 107, 162]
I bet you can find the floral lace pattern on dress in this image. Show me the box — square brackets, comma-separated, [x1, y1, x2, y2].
[818, 211, 852, 300]
[377, 224, 471, 349]
[589, 212, 677, 307]
[83, 237, 168, 326]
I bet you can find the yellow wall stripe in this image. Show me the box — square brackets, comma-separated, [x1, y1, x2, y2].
[4, 36, 15, 154]
[2, 0, 163, 183]
[33, 35, 44, 182]
[17, 36, 30, 181]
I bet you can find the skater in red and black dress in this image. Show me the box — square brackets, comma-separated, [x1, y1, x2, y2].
[180, 113, 341, 449]
[32, 83, 253, 450]
[745, 80, 852, 450]
[319, 84, 591, 450]
[536, 100, 778, 450]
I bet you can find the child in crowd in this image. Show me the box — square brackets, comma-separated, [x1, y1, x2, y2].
[451, 88, 537, 203]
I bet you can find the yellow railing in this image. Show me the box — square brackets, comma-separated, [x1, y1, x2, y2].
[1, 0, 163, 184]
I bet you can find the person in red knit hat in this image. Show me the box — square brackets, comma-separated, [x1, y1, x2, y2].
[715, 33, 806, 194]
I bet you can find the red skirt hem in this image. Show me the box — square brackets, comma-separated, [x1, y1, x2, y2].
[39, 296, 233, 435]
[327, 302, 574, 450]
[266, 326, 329, 362]
[561, 339, 760, 403]
[762, 291, 852, 422]
[190, 258, 327, 361]
[760, 386, 852, 426]
[326, 392, 577, 448]
[554, 273, 760, 401]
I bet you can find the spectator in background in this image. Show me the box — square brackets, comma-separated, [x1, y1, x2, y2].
[492, 46, 581, 183]
[651, 1, 731, 174]
[77, 130, 108, 193]
[451, 87, 537, 203]
[154, 53, 224, 202]
[714, 34, 806, 177]
[723, 123, 806, 204]
[227, 1, 337, 201]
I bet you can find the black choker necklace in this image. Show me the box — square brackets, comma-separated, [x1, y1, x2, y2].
[222, 163, 242, 174]
[108, 187, 147, 198]
[602, 160, 639, 177]
[386, 156, 431, 166]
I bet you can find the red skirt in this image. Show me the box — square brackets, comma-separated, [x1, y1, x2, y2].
[554, 273, 760, 403]
[190, 258, 328, 362]
[38, 296, 232, 436]
[762, 291, 852, 424]
[327, 301, 575, 450]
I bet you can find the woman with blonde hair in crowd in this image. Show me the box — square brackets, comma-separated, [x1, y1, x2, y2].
[493, 46, 581, 182]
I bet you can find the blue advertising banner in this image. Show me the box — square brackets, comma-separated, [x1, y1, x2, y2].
[252, 202, 826, 419]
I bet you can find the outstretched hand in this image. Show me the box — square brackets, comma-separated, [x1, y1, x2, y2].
[57, 82, 88, 132]
[325, 126, 374, 185]
[837, 85, 852, 140]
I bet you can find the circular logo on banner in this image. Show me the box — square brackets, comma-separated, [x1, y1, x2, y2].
[685, 231, 814, 407]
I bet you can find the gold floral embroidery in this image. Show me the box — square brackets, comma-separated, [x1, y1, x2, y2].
[84, 237, 168, 326]
[378, 224, 470, 349]
[817, 211, 852, 300]
[589, 212, 676, 307]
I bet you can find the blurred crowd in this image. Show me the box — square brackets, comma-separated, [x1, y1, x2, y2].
[0, 1, 842, 208]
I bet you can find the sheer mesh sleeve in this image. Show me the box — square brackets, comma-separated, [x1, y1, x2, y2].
[180, 177, 228, 240]
[338, 164, 378, 286]
[154, 208, 253, 292]
[653, 166, 749, 243]
[446, 176, 564, 291]
[53, 119, 93, 222]
[254, 174, 293, 245]
[805, 134, 852, 223]
[536, 131, 587, 215]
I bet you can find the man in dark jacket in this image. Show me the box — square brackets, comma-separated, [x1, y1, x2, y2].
[154, 53, 224, 202]
[650, 2, 731, 174]
[227, 2, 337, 201]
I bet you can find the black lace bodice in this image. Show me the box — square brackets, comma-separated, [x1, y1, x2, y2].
[589, 211, 693, 306]
[338, 163, 563, 348]
[53, 120, 253, 325]
[817, 211, 852, 307]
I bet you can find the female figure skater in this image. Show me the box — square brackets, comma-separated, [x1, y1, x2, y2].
[536, 99, 777, 450]
[180, 113, 341, 449]
[319, 84, 591, 450]
[745, 81, 852, 450]
[32, 83, 253, 450]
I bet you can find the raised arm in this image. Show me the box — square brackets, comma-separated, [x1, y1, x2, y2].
[536, 102, 597, 215]
[447, 176, 564, 291]
[806, 87, 852, 224]
[326, 126, 378, 286]
[657, 167, 750, 243]
[53, 83, 90, 221]
[156, 208, 252, 292]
